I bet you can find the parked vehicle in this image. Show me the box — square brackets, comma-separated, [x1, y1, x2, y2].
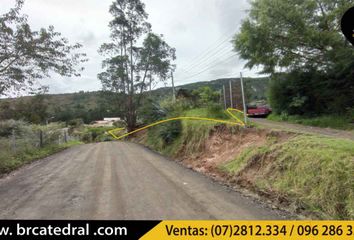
[247, 105, 272, 117]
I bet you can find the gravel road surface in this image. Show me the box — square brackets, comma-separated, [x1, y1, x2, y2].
[0, 142, 288, 220]
[252, 118, 354, 140]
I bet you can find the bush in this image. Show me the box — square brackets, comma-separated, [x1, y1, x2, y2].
[143, 98, 185, 150]
[268, 69, 354, 116]
[268, 72, 313, 115]
[207, 103, 226, 119]
[0, 120, 26, 137]
[77, 126, 116, 143]
[138, 98, 167, 124]
[160, 98, 192, 116]
[192, 86, 220, 107]
[80, 132, 93, 143]
[157, 120, 182, 145]
[68, 118, 84, 127]
[0, 121, 81, 175]
[113, 120, 126, 128]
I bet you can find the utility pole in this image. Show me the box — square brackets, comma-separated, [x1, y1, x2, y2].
[223, 85, 227, 110]
[229, 80, 233, 108]
[171, 69, 176, 102]
[240, 72, 248, 126]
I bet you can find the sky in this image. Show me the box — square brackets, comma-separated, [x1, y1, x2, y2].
[1, 0, 263, 94]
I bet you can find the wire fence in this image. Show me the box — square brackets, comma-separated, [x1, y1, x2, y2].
[0, 120, 77, 156]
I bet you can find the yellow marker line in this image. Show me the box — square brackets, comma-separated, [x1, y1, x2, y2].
[108, 108, 246, 140]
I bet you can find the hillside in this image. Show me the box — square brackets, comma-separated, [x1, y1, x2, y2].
[0, 77, 269, 123]
[145, 77, 269, 103]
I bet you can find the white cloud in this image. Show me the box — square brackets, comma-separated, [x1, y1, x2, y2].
[1, 0, 263, 94]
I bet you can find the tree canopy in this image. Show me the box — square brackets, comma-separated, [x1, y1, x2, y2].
[0, 0, 87, 96]
[234, 0, 354, 115]
[98, 0, 176, 130]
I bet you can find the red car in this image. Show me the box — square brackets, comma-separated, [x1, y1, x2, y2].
[247, 105, 272, 117]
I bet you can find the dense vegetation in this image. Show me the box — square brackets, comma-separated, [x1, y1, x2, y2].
[0, 91, 123, 124]
[0, 0, 86, 96]
[0, 120, 81, 175]
[136, 84, 354, 219]
[98, 0, 176, 131]
[234, 0, 354, 119]
[0, 77, 269, 125]
[142, 87, 242, 155]
[139, 91, 354, 219]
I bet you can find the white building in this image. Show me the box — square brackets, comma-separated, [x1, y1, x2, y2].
[92, 117, 122, 127]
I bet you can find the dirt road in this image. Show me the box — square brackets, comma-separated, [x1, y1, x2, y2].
[0, 142, 288, 220]
[252, 118, 354, 141]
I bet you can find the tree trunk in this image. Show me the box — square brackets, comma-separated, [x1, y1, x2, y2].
[126, 98, 137, 132]
[126, 33, 136, 131]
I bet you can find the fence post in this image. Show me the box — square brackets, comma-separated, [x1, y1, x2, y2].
[240, 72, 248, 126]
[39, 130, 43, 148]
[222, 85, 227, 110]
[64, 130, 68, 143]
[229, 80, 233, 108]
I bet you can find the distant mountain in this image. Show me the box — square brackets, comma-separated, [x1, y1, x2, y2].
[152, 77, 270, 102]
[0, 77, 269, 123]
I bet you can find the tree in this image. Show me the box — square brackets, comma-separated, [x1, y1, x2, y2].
[192, 86, 220, 107]
[0, 0, 87, 96]
[234, 0, 354, 74]
[98, 0, 175, 131]
[234, 0, 354, 114]
[26, 93, 49, 124]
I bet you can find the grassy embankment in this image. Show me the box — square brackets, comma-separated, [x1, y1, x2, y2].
[0, 140, 82, 175]
[0, 120, 85, 175]
[268, 113, 354, 130]
[222, 135, 354, 219]
[143, 107, 354, 219]
[145, 107, 241, 157]
[0, 123, 118, 175]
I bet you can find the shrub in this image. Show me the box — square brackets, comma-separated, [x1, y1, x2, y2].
[68, 118, 84, 127]
[0, 120, 24, 137]
[160, 98, 192, 115]
[138, 98, 167, 124]
[192, 86, 220, 107]
[80, 132, 93, 143]
[207, 103, 226, 119]
[113, 120, 126, 128]
[157, 120, 182, 145]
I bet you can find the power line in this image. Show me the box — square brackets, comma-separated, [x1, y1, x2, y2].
[179, 24, 239, 72]
[177, 54, 238, 82]
[180, 32, 233, 69]
[182, 37, 234, 72]
[177, 49, 236, 78]
[182, 45, 234, 73]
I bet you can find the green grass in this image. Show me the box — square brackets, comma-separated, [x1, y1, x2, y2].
[143, 106, 354, 219]
[0, 140, 82, 175]
[80, 126, 116, 143]
[222, 145, 271, 174]
[268, 113, 354, 130]
[145, 107, 242, 157]
[222, 135, 354, 219]
[184, 107, 229, 120]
